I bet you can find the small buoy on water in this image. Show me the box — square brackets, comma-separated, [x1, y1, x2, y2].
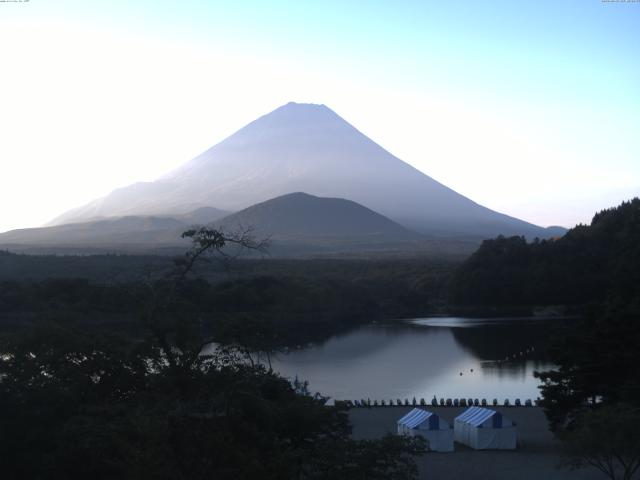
[470, 368, 474, 372]
[459, 372, 463, 376]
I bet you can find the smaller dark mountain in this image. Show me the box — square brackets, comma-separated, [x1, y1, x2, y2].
[451, 197, 640, 307]
[216, 192, 421, 243]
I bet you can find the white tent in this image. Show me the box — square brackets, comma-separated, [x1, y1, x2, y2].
[454, 406, 516, 450]
[397, 408, 454, 452]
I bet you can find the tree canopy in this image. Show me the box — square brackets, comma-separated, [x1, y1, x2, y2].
[0, 227, 427, 479]
[451, 198, 640, 308]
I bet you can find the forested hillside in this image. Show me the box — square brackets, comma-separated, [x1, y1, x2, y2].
[451, 198, 640, 307]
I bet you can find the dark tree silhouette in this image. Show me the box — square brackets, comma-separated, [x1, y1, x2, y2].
[559, 404, 640, 480]
[0, 228, 427, 480]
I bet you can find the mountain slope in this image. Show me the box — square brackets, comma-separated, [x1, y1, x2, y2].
[48, 102, 559, 239]
[174, 206, 229, 224]
[0, 207, 230, 250]
[216, 192, 421, 241]
[0, 216, 189, 248]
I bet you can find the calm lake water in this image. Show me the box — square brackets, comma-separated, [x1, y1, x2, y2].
[269, 317, 561, 403]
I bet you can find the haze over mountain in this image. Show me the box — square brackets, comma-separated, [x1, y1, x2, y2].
[1, 193, 483, 256]
[49, 102, 561, 239]
[0, 207, 230, 251]
[0, 216, 190, 251]
[0, 193, 439, 256]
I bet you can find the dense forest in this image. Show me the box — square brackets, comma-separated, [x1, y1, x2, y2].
[451, 198, 640, 309]
[0, 231, 456, 480]
[0, 228, 432, 479]
[0, 252, 456, 346]
[451, 199, 640, 478]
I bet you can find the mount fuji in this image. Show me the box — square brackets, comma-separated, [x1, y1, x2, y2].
[46, 102, 561, 240]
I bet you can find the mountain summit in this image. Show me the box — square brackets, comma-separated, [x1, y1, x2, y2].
[49, 102, 556, 238]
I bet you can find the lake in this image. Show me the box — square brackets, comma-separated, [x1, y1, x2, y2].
[269, 317, 561, 404]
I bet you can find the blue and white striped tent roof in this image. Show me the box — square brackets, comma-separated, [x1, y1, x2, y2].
[455, 407, 509, 428]
[397, 408, 441, 430]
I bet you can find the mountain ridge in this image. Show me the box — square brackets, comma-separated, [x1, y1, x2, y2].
[1, 192, 442, 256]
[47, 102, 562, 239]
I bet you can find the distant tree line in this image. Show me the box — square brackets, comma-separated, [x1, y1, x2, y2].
[0, 256, 456, 345]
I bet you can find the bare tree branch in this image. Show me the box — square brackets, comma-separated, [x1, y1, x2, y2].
[144, 226, 269, 370]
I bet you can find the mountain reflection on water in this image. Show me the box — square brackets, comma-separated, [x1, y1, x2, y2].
[270, 317, 563, 402]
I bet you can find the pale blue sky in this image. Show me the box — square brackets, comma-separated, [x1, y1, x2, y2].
[1, 0, 638, 231]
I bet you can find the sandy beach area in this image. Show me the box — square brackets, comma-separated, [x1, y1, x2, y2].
[349, 406, 603, 480]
